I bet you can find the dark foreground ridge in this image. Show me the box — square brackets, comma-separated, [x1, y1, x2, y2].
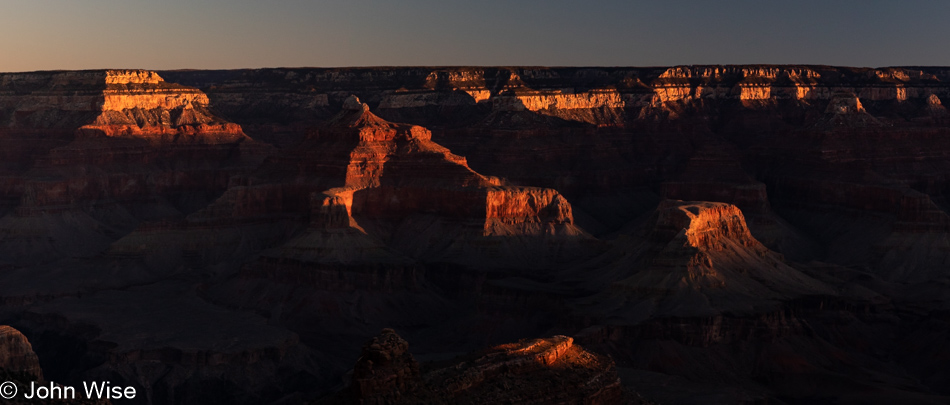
[317, 329, 631, 405]
[0, 65, 948, 404]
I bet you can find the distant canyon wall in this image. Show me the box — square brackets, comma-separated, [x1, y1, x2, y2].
[161, 65, 950, 127]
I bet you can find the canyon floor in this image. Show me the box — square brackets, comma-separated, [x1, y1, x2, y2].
[0, 66, 949, 404]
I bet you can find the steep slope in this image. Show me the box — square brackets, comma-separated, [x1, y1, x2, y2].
[191, 94, 592, 271]
[78, 95, 603, 402]
[197, 96, 599, 384]
[576, 200, 833, 320]
[164, 66, 950, 240]
[565, 201, 943, 404]
[0, 70, 268, 267]
[3, 65, 950, 404]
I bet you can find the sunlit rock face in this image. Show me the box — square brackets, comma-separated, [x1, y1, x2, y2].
[163, 65, 950, 241]
[0, 70, 240, 139]
[655, 200, 759, 249]
[576, 200, 833, 320]
[80, 70, 247, 143]
[649, 201, 831, 298]
[321, 97, 590, 268]
[0, 70, 267, 267]
[194, 95, 592, 293]
[3, 65, 950, 405]
[0, 69, 257, 167]
[163, 65, 950, 127]
[320, 329, 626, 405]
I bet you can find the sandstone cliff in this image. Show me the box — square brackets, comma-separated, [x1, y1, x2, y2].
[163, 65, 950, 130]
[575, 200, 833, 320]
[189, 95, 592, 274]
[0, 70, 245, 144]
[0, 70, 267, 266]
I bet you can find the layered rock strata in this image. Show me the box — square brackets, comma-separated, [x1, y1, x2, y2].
[0, 70, 267, 266]
[201, 95, 590, 275]
[162, 65, 950, 129]
[0, 325, 43, 381]
[577, 200, 833, 320]
[3, 65, 950, 404]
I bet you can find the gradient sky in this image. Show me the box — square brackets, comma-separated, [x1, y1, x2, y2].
[1, 0, 948, 71]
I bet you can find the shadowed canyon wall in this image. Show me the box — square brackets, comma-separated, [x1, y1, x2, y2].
[0, 66, 948, 404]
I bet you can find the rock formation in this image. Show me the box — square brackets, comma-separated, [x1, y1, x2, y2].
[0, 326, 111, 404]
[191, 94, 591, 275]
[348, 329, 420, 404]
[0, 70, 268, 267]
[0, 65, 949, 404]
[320, 329, 628, 405]
[596, 200, 832, 318]
[0, 325, 43, 381]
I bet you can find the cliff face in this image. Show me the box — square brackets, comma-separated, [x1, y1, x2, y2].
[66, 70, 249, 149]
[0, 70, 267, 266]
[163, 65, 950, 129]
[187, 94, 589, 275]
[0, 70, 243, 141]
[2, 65, 950, 405]
[162, 66, 950, 243]
[574, 200, 832, 321]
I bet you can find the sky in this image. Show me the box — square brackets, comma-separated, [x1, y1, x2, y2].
[0, 0, 947, 71]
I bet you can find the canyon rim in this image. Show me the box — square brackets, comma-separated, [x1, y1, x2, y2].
[0, 65, 947, 404]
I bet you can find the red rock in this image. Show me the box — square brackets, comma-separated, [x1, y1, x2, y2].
[573, 200, 833, 319]
[194, 95, 592, 274]
[0, 326, 43, 381]
[323, 330, 625, 405]
[4, 65, 950, 404]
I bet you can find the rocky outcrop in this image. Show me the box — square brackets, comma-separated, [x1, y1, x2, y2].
[0, 70, 270, 266]
[162, 66, 950, 238]
[0, 326, 112, 404]
[199, 95, 591, 274]
[349, 329, 420, 404]
[0, 70, 245, 143]
[163, 66, 950, 129]
[60, 70, 254, 161]
[566, 201, 914, 404]
[819, 90, 882, 127]
[322, 330, 625, 405]
[423, 335, 623, 404]
[0, 326, 43, 381]
[578, 200, 833, 319]
[4, 65, 950, 405]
